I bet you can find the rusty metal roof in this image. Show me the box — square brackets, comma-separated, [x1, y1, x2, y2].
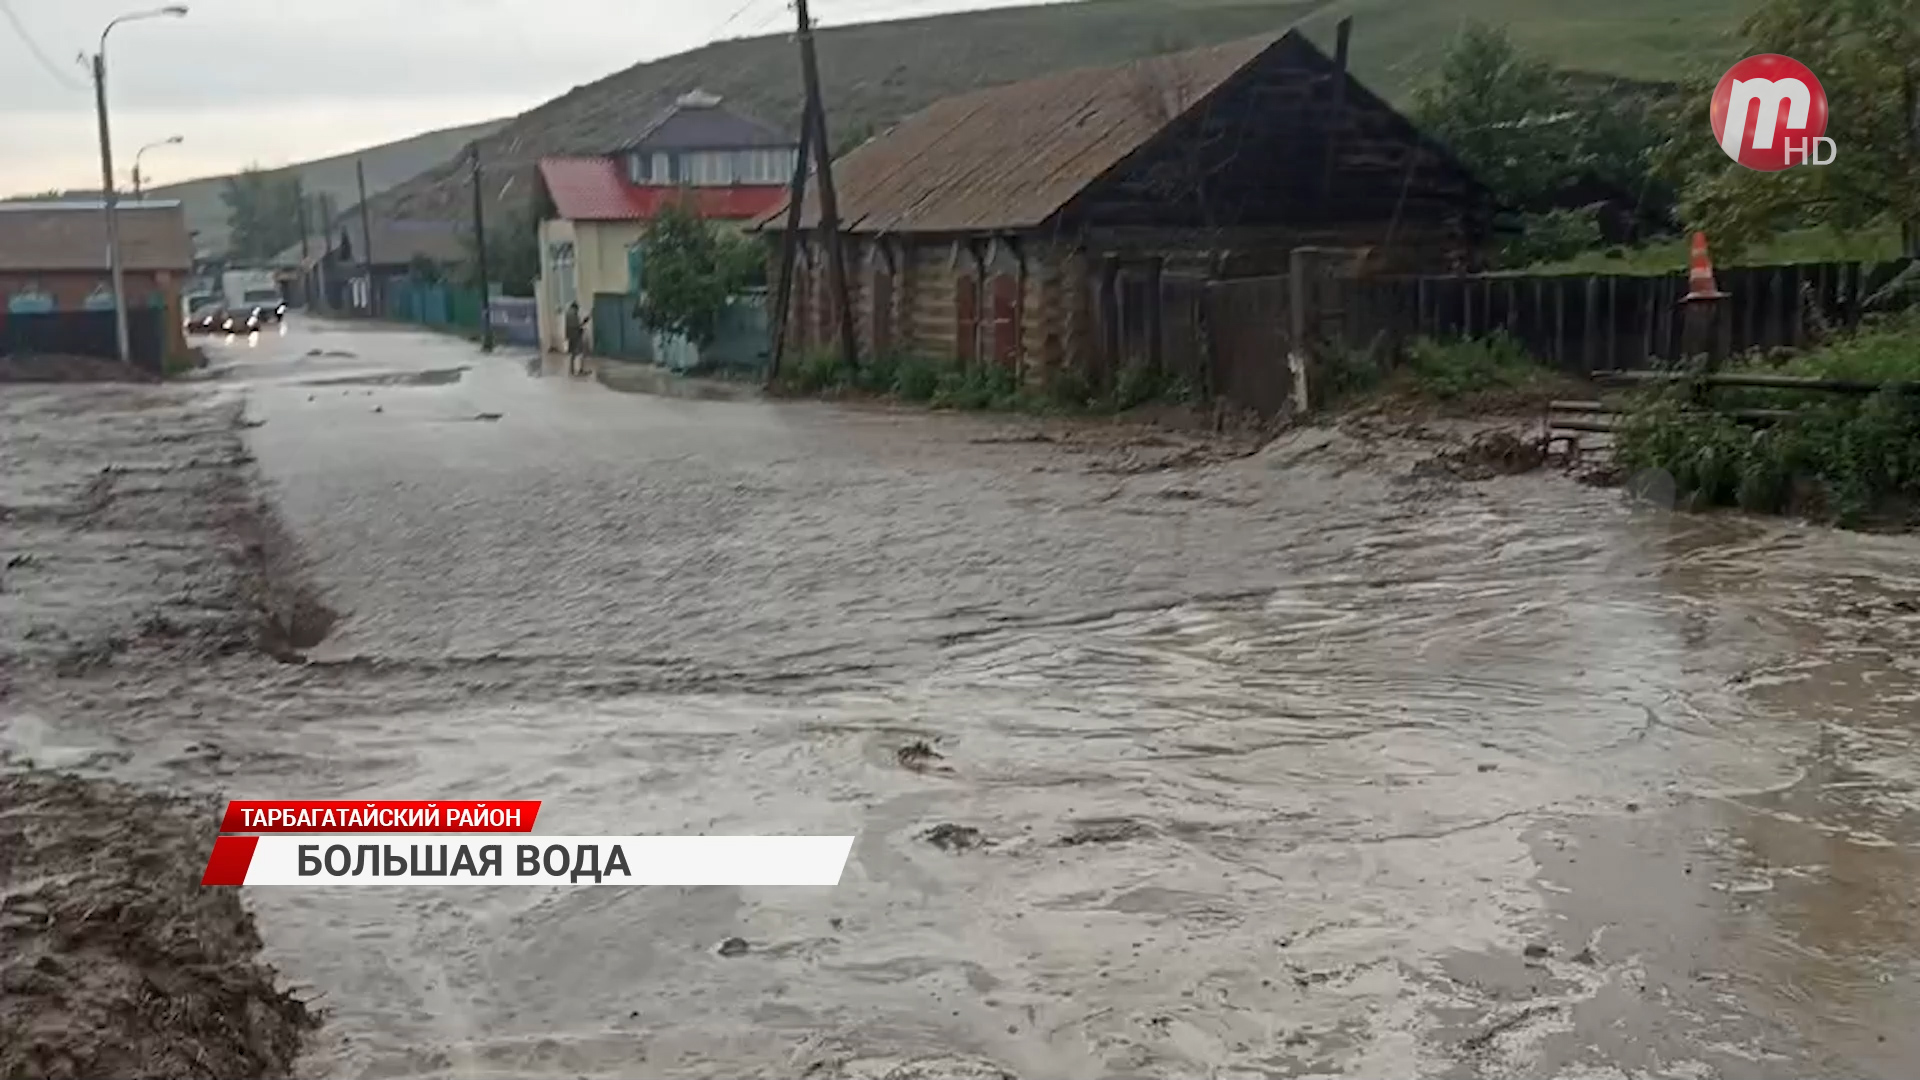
[770, 32, 1280, 235]
[0, 201, 193, 273]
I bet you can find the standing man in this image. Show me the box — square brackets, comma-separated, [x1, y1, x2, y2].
[563, 301, 591, 376]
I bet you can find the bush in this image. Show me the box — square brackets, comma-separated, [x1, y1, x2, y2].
[1614, 317, 1920, 526]
[893, 356, 943, 402]
[1042, 366, 1095, 410]
[1112, 361, 1164, 410]
[1496, 208, 1605, 270]
[1402, 331, 1549, 400]
[780, 349, 852, 393]
[931, 363, 1017, 410]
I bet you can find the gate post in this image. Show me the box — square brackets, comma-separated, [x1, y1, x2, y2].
[1287, 247, 1312, 413]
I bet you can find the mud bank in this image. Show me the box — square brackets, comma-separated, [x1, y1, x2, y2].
[1, 382, 325, 1076]
[0, 772, 318, 1080]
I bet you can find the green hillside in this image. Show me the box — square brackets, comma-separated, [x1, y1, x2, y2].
[369, 0, 1761, 234]
[144, 119, 503, 258]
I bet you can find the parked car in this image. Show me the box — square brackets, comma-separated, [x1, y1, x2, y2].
[184, 301, 228, 335]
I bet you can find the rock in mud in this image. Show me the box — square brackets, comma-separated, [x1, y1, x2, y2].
[922, 824, 986, 851]
[895, 739, 946, 772]
[0, 772, 317, 1080]
[716, 936, 751, 957]
[1417, 429, 1548, 482]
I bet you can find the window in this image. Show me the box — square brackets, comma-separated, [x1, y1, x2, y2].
[735, 148, 797, 183]
[548, 242, 576, 310]
[628, 153, 674, 184]
[631, 147, 796, 185]
[683, 151, 735, 185]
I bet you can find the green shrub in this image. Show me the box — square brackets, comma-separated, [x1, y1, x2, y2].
[781, 349, 851, 393]
[1614, 344, 1920, 528]
[1042, 365, 1095, 410]
[930, 363, 1017, 410]
[893, 356, 943, 401]
[1112, 362, 1164, 410]
[1402, 332, 1548, 400]
[856, 352, 900, 394]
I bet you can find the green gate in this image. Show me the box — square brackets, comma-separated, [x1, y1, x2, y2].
[591, 293, 651, 360]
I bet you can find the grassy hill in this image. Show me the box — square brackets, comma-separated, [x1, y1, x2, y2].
[368, 0, 1761, 240]
[144, 119, 503, 258]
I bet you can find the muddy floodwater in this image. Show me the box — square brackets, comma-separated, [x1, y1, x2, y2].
[4, 316, 1917, 1079]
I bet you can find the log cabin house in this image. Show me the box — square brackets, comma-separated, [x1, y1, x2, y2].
[760, 28, 1496, 389]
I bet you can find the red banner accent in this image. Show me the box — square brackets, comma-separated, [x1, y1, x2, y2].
[201, 835, 259, 885]
[219, 800, 542, 833]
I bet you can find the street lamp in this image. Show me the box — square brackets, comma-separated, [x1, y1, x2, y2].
[93, 5, 189, 366]
[132, 135, 184, 200]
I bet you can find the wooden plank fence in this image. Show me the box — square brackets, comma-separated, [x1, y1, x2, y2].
[1337, 257, 1916, 375]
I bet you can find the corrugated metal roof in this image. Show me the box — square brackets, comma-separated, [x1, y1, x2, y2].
[540, 157, 639, 221]
[772, 32, 1279, 234]
[0, 202, 193, 272]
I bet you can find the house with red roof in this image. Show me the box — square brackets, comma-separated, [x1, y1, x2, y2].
[533, 91, 794, 359]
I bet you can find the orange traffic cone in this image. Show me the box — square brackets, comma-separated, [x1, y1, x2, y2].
[1683, 231, 1727, 301]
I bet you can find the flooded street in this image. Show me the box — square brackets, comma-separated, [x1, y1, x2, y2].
[5, 315, 1917, 1079]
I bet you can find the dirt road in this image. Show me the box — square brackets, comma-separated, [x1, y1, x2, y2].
[4, 317, 1917, 1079]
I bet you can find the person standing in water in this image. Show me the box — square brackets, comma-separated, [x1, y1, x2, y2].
[563, 302, 591, 376]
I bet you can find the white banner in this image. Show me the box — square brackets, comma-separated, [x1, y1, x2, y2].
[230, 835, 856, 886]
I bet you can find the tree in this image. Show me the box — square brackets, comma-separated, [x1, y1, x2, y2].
[1657, 0, 1920, 255]
[1412, 23, 1576, 206]
[632, 200, 764, 345]
[1412, 22, 1674, 254]
[458, 204, 539, 297]
[222, 167, 305, 262]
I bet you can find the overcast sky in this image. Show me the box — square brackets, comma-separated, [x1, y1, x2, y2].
[0, 0, 1043, 196]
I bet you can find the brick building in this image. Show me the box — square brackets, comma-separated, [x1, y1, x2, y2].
[0, 200, 194, 367]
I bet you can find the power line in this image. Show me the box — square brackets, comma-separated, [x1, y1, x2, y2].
[0, 0, 85, 92]
[713, 0, 768, 39]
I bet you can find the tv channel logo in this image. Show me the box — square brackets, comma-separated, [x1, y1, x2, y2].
[1711, 54, 1835, 171]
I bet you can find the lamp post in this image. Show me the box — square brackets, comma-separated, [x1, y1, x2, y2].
[93, 5, 189, 366]
[132, 135, 184, 200]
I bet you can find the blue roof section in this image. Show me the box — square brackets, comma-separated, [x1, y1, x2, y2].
[616, 94, 790, 153]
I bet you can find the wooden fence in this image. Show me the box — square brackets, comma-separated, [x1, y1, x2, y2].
[1091, 252, 1915, 419]
[1336, 257, 1917, 375]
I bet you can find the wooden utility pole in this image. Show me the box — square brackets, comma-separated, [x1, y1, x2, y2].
[470, 142, 494, 351]
[768, 112, 814, 380]
[356, 158, 376, 314]
[295, 185, 311, 308]
[793, 0, 858, 372]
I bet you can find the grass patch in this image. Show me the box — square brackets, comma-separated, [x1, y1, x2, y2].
[1613, 312, 1920, 527]
[772, 350, 1212, 416]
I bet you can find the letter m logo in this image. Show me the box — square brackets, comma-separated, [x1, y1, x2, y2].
[1711, 55, 1830, 172]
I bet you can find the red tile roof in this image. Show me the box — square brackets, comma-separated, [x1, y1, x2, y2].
[538, 157, 787, 222]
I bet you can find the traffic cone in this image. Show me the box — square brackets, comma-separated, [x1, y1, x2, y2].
[1683, 231, 1727, 301]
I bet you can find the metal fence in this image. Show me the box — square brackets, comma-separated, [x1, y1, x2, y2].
[0, 308, 167, 373]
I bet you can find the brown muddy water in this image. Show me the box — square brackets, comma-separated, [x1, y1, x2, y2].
[3, 316, 1917, 1079]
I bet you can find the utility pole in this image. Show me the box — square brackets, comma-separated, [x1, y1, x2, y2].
[469, 142, 494, 351]
[767, 109, 814, 380]
[793, 0, 858, 372]
[91, 7, 189, 367]
[295, 184, 311, 308]
[92, 54, 131, 366]
[355, 158, 376, 314]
